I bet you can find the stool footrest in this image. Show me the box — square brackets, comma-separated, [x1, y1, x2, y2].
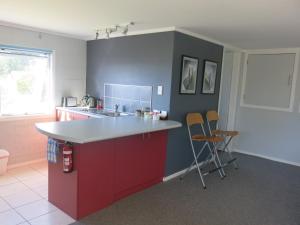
[220, 158, 237, 167]
[228, 158, 237, 164]
[203, 166, 223, 176]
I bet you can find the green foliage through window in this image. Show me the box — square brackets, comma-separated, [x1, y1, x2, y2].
[0, 48, 51, 116]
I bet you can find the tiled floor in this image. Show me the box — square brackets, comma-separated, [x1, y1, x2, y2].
[0, 161, 75, 225]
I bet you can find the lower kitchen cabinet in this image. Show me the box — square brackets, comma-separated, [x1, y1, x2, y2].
[114, 135, 142, 197]
[139, 131, 167, 183]
[48, 130, 168, 219]
[114, 131, 167, 200]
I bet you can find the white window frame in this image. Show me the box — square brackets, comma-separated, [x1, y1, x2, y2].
[0, 45, 54, 118]
[240, 48, 299, 112]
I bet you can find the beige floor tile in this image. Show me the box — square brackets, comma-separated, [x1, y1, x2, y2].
[0, 175, 19, 186]
[0, 182, 30, 197]
[36, 168, 48, 176]
[15, 199, 57, 220]
[21, 175, 47, 189]
[8, 167, 41, 181]
[32, 185, 48, 198]
[29, 161, 48, 170]
[3, 189, 42, 208]
[0, 198, 11, 213]
[28, 209, 75, 225]
[0, 209, 25, 225]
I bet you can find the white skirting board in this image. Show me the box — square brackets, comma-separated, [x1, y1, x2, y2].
[233, 149, 300, 167]
[163, 150, 300, 182]
[163, 160, 209, 182]
[7, 158, 47, 169]
[163, 165, 195, 182]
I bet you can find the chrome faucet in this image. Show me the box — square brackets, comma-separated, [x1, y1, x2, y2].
[114, 104, 119, 113]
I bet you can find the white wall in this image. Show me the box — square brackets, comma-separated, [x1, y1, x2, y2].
[0, 116, 52, 166]
[0, 25, 86, 166]
[233, 49, 300, 166]
[0, 25, 86, 106]
[218, 50, 234, 130]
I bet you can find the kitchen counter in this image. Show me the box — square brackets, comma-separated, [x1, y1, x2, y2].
[36, 111, 181, 220]
[56, 106, 108, 119]
[36, 116, 181, 144]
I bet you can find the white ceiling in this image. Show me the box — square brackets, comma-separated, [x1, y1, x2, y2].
[1, 0, 300, 49]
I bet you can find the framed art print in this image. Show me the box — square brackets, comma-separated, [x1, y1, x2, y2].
[202, 60, 217, 94]
[180, 55, 199, 94]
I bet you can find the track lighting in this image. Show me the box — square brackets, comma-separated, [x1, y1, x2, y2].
[95, 22, 134, 40]
[95, 30, 100, 40]
[122, 26, 128, 35]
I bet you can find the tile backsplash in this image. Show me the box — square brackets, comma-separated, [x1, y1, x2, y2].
[104, 84, 152, 113]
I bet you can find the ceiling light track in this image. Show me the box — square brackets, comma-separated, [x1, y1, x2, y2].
[95, 22, 135, 40]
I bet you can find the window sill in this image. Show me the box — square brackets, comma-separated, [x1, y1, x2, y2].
[0, 113, 55, 122]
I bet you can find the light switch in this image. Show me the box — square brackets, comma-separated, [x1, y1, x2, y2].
[157, 85, 163, 96]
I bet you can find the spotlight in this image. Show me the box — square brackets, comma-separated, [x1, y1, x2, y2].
[95, 30, 99, 40]
[122, 26, 129, 35]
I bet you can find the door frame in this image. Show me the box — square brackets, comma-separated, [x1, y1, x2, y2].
[218, 49, 242, 131]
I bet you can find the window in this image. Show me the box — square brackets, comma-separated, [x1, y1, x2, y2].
[241, 50, 298, 112]
[0, 46, 52, 116]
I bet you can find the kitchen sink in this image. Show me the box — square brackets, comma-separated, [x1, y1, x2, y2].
[98, 111, 130, 117]
[74, 108, 130, 117]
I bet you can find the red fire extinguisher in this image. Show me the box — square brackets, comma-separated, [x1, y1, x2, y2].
[63, 142, 73, 173]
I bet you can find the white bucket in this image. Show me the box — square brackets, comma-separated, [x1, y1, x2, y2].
[0, 149, 9, 175]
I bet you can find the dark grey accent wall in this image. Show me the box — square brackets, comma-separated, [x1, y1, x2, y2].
[86, 31, 223, 177]
[165, 32, 224, 175]
[86, 32, 174, 111]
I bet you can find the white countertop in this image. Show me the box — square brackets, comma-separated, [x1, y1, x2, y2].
[35, 116, 182, 144]
[56, 106, 108, 119]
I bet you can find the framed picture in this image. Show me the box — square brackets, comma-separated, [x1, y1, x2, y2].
[202, 60, 218, 94]
[179, 56, 199, 94]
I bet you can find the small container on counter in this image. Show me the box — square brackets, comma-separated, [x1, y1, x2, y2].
[152, 112, 160, 121]
[135, 109, 142, 117]
[143, 112, 153, 119]
[159, 111, 168, 120]
[96, 99, 103, 110]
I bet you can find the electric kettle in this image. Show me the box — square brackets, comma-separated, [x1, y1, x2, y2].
[81, 94, 97, 108]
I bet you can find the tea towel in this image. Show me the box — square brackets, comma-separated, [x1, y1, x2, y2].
[47, 138, 59, 163]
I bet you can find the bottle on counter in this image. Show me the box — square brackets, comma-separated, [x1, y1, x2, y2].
[135, 109, 142, 117]
[96, 98, 103, 110]
[152, 112, 160, 120]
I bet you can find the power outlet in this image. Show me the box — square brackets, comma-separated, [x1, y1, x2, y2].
[157, 86, 163, 96]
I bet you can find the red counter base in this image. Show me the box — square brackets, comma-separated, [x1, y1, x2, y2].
[48, 131, 168, 220]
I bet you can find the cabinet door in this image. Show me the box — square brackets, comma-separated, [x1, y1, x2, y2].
[243, 53, 296, 109]
[76, 141, 115, 218]
[114, 131, 168, 200]
[138, 131, 167, 183]
[114, 135, 143, 194]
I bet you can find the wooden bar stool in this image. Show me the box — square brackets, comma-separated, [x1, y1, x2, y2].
[206, 110, 239, 169]
[181, 113, 225, 189]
